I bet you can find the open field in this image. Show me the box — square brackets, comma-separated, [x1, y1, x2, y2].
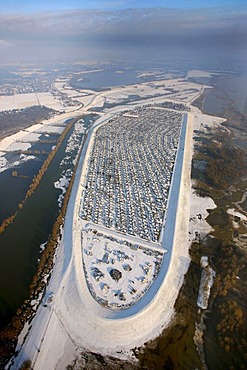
[0, 92, 63, 112]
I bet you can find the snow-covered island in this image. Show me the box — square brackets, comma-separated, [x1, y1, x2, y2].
[9, 73, 222, 369]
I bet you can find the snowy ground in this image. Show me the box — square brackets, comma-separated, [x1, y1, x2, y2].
[227, 208, 247, 223]
[81, 225, 165, 310]
[186, 70, 215, 79]
[36, 125, 64, 134]
[0, 76, 205, 169]
[9, 77, 222, 370]
[0, 92, 64, 112]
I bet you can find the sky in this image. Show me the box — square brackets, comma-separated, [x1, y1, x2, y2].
[0, 0, 246, 66]
[0, 0, 245, 12]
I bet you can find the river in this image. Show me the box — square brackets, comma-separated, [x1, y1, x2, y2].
[0, 114, 96, 328]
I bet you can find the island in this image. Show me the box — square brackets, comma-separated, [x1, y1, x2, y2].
[5, 73, 224, 369]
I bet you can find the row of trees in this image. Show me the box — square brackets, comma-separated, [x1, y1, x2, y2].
[0, 119, 86, 368]
[0, 213, 17, 234]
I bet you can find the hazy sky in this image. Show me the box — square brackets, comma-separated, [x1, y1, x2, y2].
[0, 0, 246, 66]
[0, 0, 245, 12]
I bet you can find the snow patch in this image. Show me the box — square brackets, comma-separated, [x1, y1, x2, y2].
[0, 154, 36, 173]
[54, 172, 71, 207]
[227, 208, 247, 221]
[197, 256, 215, 310]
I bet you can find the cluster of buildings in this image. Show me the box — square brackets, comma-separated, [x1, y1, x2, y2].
[0, 74, 54, 95]
[79, 107, 183, 243]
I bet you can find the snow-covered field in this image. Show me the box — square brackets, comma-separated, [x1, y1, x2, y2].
[4, 141, 32, 151]
[36, 125, 64, 134]
[0, 92, 64, 112]
[186, 70, 215, 78]
[8, 76, 222, 370]
[81, 225, 165, 310]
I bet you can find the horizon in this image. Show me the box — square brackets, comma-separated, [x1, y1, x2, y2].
[0, 1, 246, 67]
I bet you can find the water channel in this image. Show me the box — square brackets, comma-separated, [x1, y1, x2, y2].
[0, 115, 96, 328]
